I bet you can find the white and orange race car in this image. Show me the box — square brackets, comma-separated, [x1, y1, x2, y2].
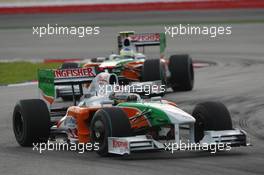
[13, 67, 249, 156]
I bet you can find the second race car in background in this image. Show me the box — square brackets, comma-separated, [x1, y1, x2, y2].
[57, 31, 194, 101]
[84, 31, 194, 92]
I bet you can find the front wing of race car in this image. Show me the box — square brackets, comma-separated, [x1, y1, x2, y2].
[108, 129, 249, 155]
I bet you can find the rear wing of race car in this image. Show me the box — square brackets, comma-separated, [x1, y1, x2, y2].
[117, 31, 166, 58]
[38, 67, 97, 108]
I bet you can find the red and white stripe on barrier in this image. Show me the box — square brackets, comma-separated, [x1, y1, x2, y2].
[0, 0, 263, 14]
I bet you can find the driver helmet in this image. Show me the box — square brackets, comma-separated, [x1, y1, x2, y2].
[120, 47, 135, 58]
[109, 54, 120, 60]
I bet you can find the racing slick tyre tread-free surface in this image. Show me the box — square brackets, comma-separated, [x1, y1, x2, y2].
[169, 55, 194, 91]
[90, 107, 132, 156]
[142, 59, 165, 82]
[142, 59, 166, 96]
[13, 99, 51, 146]
[192, 101, 233, 142]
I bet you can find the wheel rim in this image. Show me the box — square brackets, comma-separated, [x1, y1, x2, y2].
[14, 112, 24, 138]
[92, 120, 106, 145]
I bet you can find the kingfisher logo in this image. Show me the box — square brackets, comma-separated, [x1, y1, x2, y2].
[112, 139, 128, 149]
[55, 67, 96, 78]
[130, 33, 160, 42]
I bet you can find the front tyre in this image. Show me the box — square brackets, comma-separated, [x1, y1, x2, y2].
[90, 107, 132, 156]
[192, 101, 233, 142]
[13, 99, 51, 146]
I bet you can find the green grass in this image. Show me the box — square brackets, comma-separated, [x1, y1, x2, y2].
[0, 61, 61, 85]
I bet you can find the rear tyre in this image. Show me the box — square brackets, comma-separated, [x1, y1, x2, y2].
[13, 99, 50, 146]
[90, 107, 132, 156]
[192, 101, 233, 142]
[169, 55, 194, 91]
[142, 59, 166, 96]
[142, 59, 165, 82]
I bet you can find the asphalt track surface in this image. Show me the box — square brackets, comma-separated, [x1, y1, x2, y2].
[1, 9, 264, 175]
[0, 9, 264, 60]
